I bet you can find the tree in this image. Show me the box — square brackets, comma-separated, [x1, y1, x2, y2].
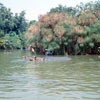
[0, 3, 28, 49]
[25, 0, 100, 55]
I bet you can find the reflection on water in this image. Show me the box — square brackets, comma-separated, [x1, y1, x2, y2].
[0, 50, 100, 100]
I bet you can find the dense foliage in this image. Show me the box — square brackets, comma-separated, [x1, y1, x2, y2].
[0, 3, 27, 49]
[26, 1, 100, 55]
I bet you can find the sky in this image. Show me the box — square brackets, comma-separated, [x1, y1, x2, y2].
[0, 0, 94, 21]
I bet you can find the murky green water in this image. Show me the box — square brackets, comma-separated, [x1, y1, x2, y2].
[0, 50, 100, 100]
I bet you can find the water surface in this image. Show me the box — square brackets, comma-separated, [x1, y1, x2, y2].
[0, 50, 100, 100]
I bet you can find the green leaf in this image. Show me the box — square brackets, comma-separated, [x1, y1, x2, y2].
[68, 39, 72, 43]
[84, 37, 92, 43]
[89, 43, 94, 48]
[64, 42, 68, 46]
[80, 43, 84, 47]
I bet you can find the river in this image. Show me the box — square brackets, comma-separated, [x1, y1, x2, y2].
[0, 50, 100, 100]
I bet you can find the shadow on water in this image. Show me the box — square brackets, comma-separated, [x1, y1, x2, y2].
[0, 50, 100, 100]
